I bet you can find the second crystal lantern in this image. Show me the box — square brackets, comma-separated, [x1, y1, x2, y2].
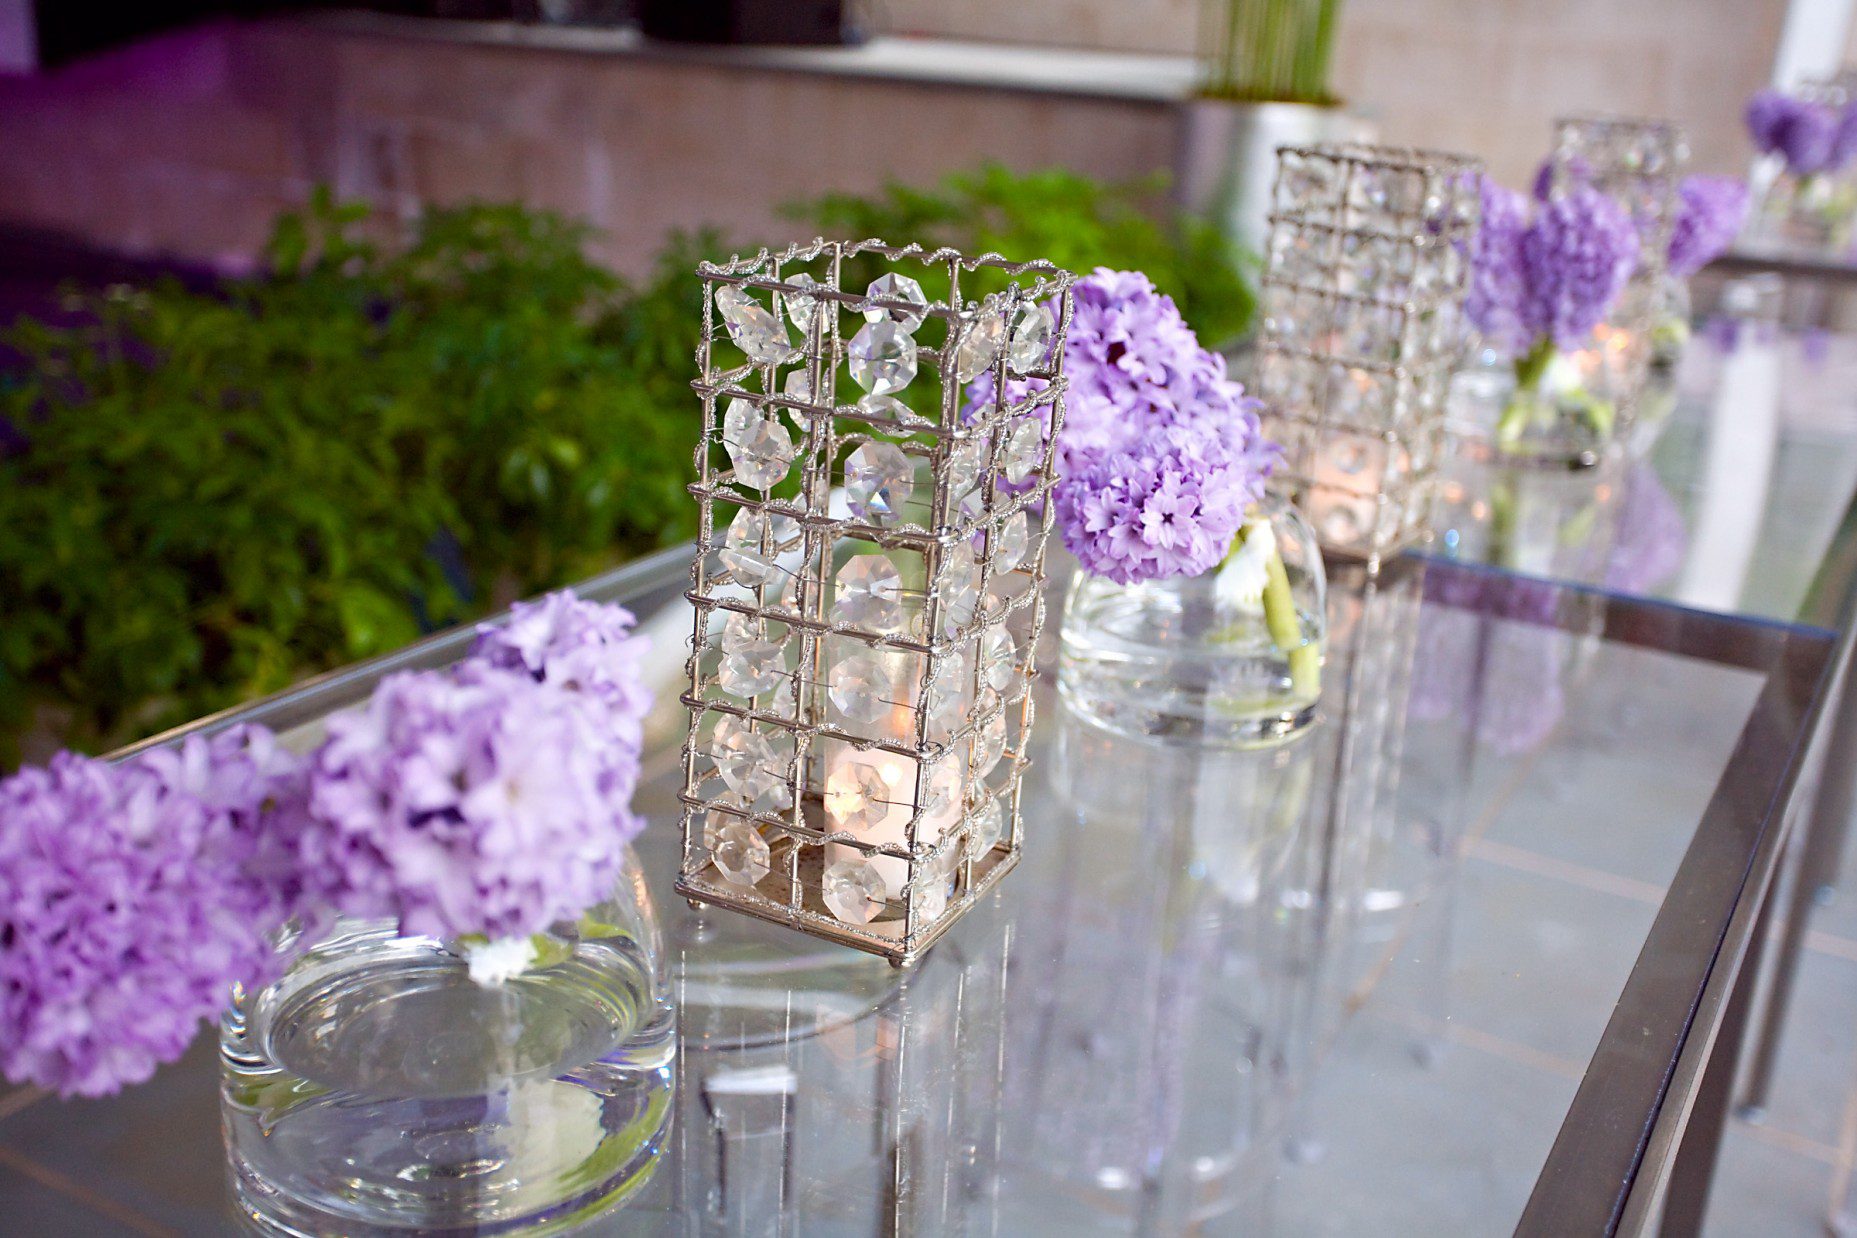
[678, 239, 1076, 967]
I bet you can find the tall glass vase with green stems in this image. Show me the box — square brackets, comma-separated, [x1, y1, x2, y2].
[1199, 0, 1345, 104]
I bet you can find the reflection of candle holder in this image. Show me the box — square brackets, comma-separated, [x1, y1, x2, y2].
[1546, 115, 1687, 439]
[677, 240, 1076, 967]
[1253, 142, 1483, 563]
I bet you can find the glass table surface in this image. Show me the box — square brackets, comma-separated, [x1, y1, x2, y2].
[0, 540, 1830, 1236]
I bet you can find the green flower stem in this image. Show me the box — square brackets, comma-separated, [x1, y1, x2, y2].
[1497, 338, 1557, 445]
[1263, 549, 1321, 699]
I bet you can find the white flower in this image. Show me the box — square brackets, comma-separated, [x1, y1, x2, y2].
[1215, 517, 1276, 610]
[465, 934, 539, 987]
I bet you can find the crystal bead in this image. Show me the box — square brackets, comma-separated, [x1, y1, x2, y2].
[979, 625, 1016, 695]
[857, 393, 915, 425]
[954, 310, 1006, 382]
[1001, 418, 1044, 486]
[825, 759, 890, 832]
[919, 757, 961, 821]
[768, 674, 797, 719]
[989, 511, 1029, 574]
[1007, 302, 1054, 371]
[711, 715, 788, 802]
[948, 435, 988, 498]
[719, 508, 798, 586]
[862, 273, 928, 331]
[722, 398, 797, 491]
[834, 555, 906, 631]
[844, 442, 914, 523]
[715, 285, 797, 366]
[912, 844, 960, 921]
[822, 856, 888, 925]
[923, 651, 968, 741]
[849, 322, 918, 395]
[967, 795, 1004, 860]
[717, 612, 786, 698]
[971, 711, 1007, 781]
[711, 819, 771, 887]
[781, 272, 821, 331]
[781, 369, 814, 433]
[829, 652, 896, 724]
[939, 543, 981, 634]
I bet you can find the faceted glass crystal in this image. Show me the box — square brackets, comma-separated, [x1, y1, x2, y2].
[939, 542, 981, 634]
[711, 820, 771, 887]
[990, 511, 1029, 574]
[954, 310, 1006, 382]
[923, 650, 968, 741]
[971, 710, 1007, 782]
[833, 555, 906, 631]
[711, 715, 789, 803]
[715, 285, 798, 365]
[719, 508, 799, 586]
[825, 759, 890, 832]
[948, 435, 988, 499]
[856, 393, 916, 426]
[862, 273, 928, 332]
[1001, 418, 1044, 486]
[848, 322, 919, 396]
[716, 612, 786, 699]
[1007, 302, 1054, 371]
[822, 856, 888, 924]
[781, 369, 814, 432]
[919, 757, 961, 821]
[912, 844, 960, 921]
[967, 794, 1004, 860]
[721, 398, 797, 491]
[979, 625, 1016, 695]
[780, 272, 821, 331]
[829, 652, 897, 724]
[843, 442, 915, 523]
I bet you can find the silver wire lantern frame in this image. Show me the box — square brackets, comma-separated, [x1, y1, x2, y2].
[1254, 141, 1484, 565]
[1547, 114, 1688, 442]
[677, 238, 1076, 967]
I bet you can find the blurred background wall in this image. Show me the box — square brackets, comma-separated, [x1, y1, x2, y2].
[0, 1, 1803, 276]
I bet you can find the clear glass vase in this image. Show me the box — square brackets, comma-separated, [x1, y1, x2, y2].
[221, 860, 675, 1236]
[1450, 344, 1617, 467]
[1749, 171, 1857, 254]
[1057, 496, 1326, 747]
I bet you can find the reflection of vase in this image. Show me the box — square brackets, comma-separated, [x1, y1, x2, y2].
[222, 860, 675, 1236]
[1176, 99, 1375, 269]
[1057, 496, 1327, 746]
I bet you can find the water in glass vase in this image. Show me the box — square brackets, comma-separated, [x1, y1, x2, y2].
[222, 910, 674, 1236]
[1059, 499, 1326, 748]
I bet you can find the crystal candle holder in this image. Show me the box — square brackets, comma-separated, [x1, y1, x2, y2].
[677, 239, 1075, 967]
[1253, 141, 1483, 563]
[1546, 114, 1687, 437]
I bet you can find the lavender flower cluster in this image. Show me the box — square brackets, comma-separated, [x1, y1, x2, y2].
[980, 269, 1277, 584]
[1667, 176, 1751, 279]
[0, 590, 651, 1097]
[1746, 89, 1857, 179]
[1467, 177, 1640, 355]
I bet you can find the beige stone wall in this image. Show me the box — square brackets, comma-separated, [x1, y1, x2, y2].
[0, 19, 1174, 276]
[878, 0, 1788, 183]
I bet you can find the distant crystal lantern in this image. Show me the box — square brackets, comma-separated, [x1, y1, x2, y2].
[862, 273, 929, 331]
[954, 310, 1007, 382]
[781, 272, 821, 330]
[1007, 302, 1054, 371]
[829, 652, 896, 723]
[825, 759, 890, 832]
[834, 555, 906, 630]
[711, 715, 788, 802]
[711, 820, 771, 887]
[719, 508, 798, 586]
[722, 398, 797, 490]
[968, 795, 1004, 860]
[822, 856, 889, 924]
[848, 322, 919, 395]
[1001, 418, 1044, 485]
[715, 285, 797, 365]
[990, 512, 1029, 574]
[844, 442, 915, 522]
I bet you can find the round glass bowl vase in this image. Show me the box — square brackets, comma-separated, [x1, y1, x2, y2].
[1448, 346, 1619, 468]
[1057, 496, 1326, 747]
[221, 861, 675, 1237]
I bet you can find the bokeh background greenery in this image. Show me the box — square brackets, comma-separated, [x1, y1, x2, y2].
[0, 168, 1255, 765]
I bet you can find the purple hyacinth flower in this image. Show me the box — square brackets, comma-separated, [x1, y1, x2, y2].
[1667, 176, 1751, 278]
[1517, 186, 1639, 350]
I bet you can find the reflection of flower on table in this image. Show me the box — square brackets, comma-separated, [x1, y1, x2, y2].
[1409, 570, 1567, 757]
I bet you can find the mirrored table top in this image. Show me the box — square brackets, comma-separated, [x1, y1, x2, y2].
[0, 537, 1830, 1235]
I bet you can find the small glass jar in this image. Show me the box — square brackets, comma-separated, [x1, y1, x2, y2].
[1749, 171, 1857, 255]
[1057, 495, 1326, 747]
[1450, 343, 1618, 468]
[221, 860, 675, 1236]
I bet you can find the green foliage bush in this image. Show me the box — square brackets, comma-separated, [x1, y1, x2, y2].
[0, 167, 1256, 765]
